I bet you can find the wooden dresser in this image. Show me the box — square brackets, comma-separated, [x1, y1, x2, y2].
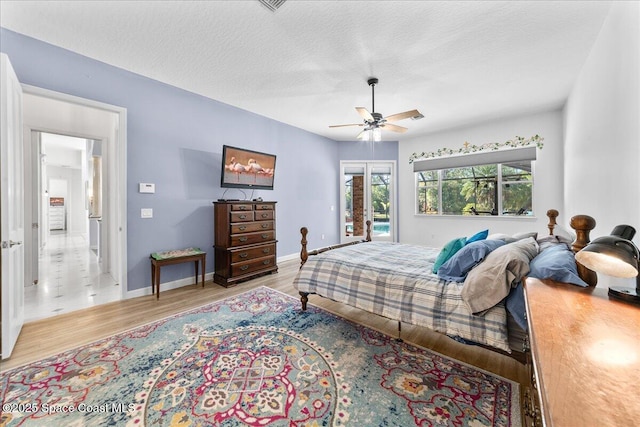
[213, 201, 277, 287]
[524, 277, 640, 426]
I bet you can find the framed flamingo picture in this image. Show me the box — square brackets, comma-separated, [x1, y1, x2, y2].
[221, 145, 276, 190]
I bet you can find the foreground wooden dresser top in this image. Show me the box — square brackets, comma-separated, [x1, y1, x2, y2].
[524, 277, 640, 426]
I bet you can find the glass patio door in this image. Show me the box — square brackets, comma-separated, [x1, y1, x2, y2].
[340, 161, 395, 243]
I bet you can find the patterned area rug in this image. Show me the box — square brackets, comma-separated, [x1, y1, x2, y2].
[0, 287, 520, 426]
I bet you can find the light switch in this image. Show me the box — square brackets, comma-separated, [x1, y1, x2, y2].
[141, 208, 153, 218]
[139, 183, 155, 193]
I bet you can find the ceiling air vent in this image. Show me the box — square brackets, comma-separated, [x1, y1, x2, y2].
[259, 0, 287, 12]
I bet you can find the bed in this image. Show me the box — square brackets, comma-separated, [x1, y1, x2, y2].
[293, 209, 596, 359]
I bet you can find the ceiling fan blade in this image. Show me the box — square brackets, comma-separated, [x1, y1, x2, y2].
[329, 123, 364, 128]
[355, 107, 374, 122]
[381, 123, 408, 133]
[384, 109, 422, 122]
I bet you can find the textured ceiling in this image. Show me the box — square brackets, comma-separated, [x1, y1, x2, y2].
[0, 1, 612, 141]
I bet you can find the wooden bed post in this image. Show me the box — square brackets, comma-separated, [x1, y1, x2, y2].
[299, 227, 310, 311]
[570, 214, 598, 286]
[546, 209, 558, 236]
[300, 227, 309, 268]
[365, 220, 372, 242]
[298, 222, 372, 311]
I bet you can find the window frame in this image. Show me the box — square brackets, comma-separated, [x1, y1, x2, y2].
[415, 160, 535, 217]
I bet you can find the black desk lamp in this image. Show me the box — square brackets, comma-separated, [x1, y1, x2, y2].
[575, 225, 640, 304]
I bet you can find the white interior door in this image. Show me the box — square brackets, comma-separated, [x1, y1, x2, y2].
[340, 161, 396, 243]
[1, 53, 25, 359]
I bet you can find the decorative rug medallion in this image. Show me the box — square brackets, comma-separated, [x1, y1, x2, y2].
[0, 287, 520, 426]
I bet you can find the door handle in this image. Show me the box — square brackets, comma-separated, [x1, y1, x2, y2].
[1, 240, 23, 249]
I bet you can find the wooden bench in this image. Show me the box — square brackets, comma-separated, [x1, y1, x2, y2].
[150, 248, 206, 299]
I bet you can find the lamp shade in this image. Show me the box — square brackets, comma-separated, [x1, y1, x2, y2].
[575, 233, 639, 279]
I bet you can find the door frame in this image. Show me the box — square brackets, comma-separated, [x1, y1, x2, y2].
[22, 84, 128, 298]
[340, 160, 397, 244]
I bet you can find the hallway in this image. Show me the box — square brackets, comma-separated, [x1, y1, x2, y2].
[25, 232, 120, 322]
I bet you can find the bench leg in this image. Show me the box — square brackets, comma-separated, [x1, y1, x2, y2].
[155, 265, 160, 300]
[194, 260, 199, 287]
[201, 255, 206, 288]
[151, 262, 155, 296]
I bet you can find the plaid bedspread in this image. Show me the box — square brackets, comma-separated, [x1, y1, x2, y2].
[293, 241, 510, 352]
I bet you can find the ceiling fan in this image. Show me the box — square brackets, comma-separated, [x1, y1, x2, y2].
[329, 77, 424, 141]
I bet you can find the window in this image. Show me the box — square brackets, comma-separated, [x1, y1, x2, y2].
[415, 160, 533, 216]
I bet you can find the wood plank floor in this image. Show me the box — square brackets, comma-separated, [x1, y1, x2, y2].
[1, 259, 528, 389]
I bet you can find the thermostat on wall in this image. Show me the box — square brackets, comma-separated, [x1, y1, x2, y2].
[139, 183, 155, 193]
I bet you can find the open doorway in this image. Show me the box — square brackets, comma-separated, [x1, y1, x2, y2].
[22, 86, 127, 322]
[24, 132, 118, 322]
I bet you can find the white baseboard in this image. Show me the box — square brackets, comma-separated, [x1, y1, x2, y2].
[125, 254, 302, 299]
[278, 252, 300, 263]
[126, 272, 216, 299]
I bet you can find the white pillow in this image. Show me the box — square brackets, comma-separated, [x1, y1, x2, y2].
[554, 224, 576, 245]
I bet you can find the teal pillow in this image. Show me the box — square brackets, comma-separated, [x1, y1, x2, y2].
[432, 237, 467, 273]
[466, 229, 488, 244]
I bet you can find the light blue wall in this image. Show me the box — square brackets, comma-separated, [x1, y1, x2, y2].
[1, 28, 356, 291]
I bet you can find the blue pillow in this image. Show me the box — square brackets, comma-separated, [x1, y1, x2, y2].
[505, 283, 527, 331]
[466, 229, 489, 244]
[437, 239, 505, 282]
[432, 237, 467, 274]
[528, 244, 588, 287]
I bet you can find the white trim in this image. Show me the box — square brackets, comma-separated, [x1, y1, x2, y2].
[413, 146, 537, 172]
[128, 254, 300, 299]
[21, 84, 129, 299]
[126, 272, 216, 299]
[278, 253, 300, 263]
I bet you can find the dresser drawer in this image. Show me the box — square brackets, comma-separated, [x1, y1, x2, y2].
[230, 230, 275, 246]
[231, 221, 274, 234]
[255, 204, 274, 211]
[231, 255, 276, 276]
[231, 203, 254, 212]
[230, 211, 254, 222]
[230, 243, 276, 263]
[254, 210, 274, 221]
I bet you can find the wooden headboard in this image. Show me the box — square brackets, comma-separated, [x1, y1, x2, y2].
[569, 213, 598, 286]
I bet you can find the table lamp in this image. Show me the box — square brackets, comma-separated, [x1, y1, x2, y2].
[575, 224, 640, 304]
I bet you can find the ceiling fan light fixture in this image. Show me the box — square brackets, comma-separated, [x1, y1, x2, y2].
[359, 127, 381, 142]
[372, 127, 382, 142]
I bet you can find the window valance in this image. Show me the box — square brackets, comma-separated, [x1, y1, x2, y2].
[413, 146, 537, 172]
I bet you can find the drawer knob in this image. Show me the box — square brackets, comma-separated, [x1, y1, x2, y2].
[239, 206, 247, 210]
[239, 253, 248, 258]
[239, 214, 247, 219]
[261, 234, 269, 239]
[262, 248, 270, 254]
[261, 205, 269, 209]
[261, 224, 268, 229]
[240, 265, 249, 271]
[239, 237, 248, 242]
[239, 226, 247, 231]
[263, 259, 271, 265]
[261, 213, 269, 218]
